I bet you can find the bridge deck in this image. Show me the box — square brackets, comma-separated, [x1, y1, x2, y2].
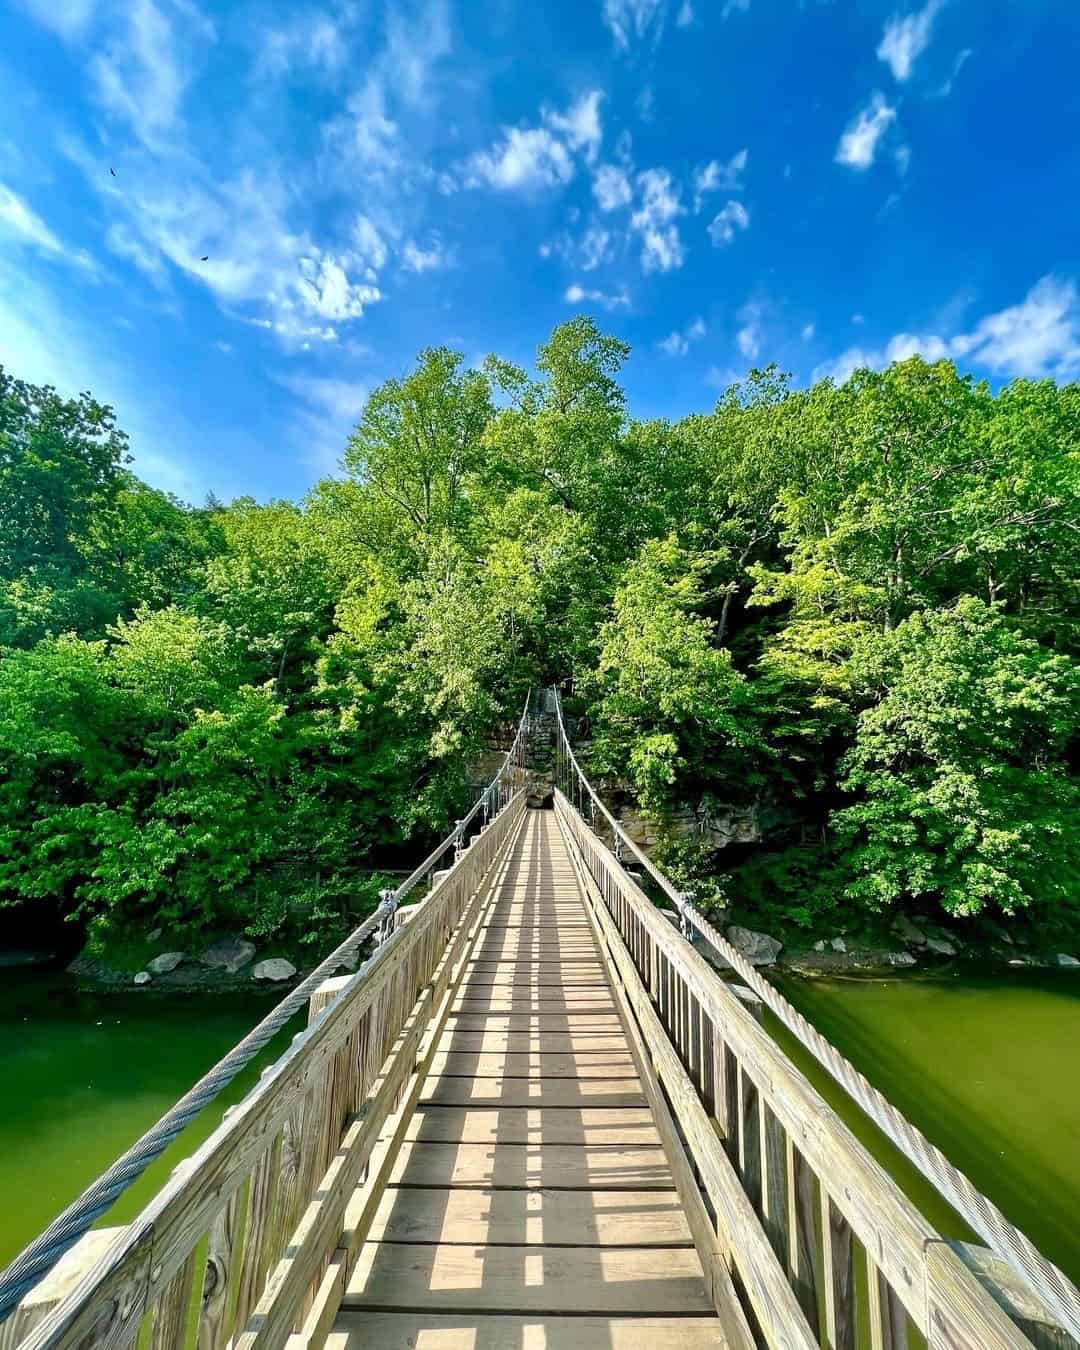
[326, 809, 724, 1347]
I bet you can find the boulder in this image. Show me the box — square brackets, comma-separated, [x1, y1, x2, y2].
[830, 937, 847, 954]
[891, 914, 927, 947]
[924, 935, 958, 957]
[201, 937, 256, 973]
[1056, 953, 1080, 968]
[725, 926, 782, 967]
[884, 951, 917, 967]
[813, 940, 826, 953]
[147, 927, 163, 943]
[148, 951, 184, 975]
[133, 971, 152, 985]
[252, 958, 297, 982]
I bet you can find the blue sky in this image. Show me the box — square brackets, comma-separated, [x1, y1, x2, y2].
[1, 0, 1078, 503]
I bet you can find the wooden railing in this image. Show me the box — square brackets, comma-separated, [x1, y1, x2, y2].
[14, 790, 527, 1350]
[555, 787, 1064, 1350]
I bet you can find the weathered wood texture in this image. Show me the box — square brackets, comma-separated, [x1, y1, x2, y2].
[553, 791, 1047, 1350]
[332, 810, 723, 1348]
[16, 792, 529, 1350]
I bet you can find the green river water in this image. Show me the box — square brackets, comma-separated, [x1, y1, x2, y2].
[1, 963, 1078, 1294]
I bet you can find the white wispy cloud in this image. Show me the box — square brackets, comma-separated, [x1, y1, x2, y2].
[564, 282, 630, 310]
[402, 236, 453, 273]
[813, 276, 1080, 383]
[88, 0, 216, 151]
[736, 300, 764, 360]
[545, 90, 604, 164]
[693, 149, 747, 210]
[723, 0, 750, 16]
[15, 0, 97, 40]
[602, 0, 666, 50]
[676, 1, 695, 25]
[659, 315, 706, 355]
[708, 200, 750, 246]
[835, 93, 897, 170]
[937, 46, 972, 97]
[877, 0, 944, 82]
[0, 182, 98, 272]
[541, 225, 614, 272]
[255, 11, 349, 81]
[276, 371, 370, 474]
[631, 168, 685, 273]
[801, 322, 815, 341]
[593, 164, 633, 211]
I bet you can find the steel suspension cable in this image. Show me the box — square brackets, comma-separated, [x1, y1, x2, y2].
[0, 690, 533, 1326]
[551, 687, 1080, 1342]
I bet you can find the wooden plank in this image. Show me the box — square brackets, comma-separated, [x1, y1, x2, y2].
[459, 971, 610, 986]
[867, 1258, 910, 1350]
[148, 1252, 197, 1350]
[444, 1012, 623, 1028]
[787, 1137, 822, 1337]
[389, 1140, 675, 1189]
[577, 864, 757, 1350]
[418, 1076, 645, 1107]
[325, 1312, 726, 1348]
[343, 1243, 714, 1315]
[821, 1190, 856, 1350]
[438, 1032, 631, 1053]
[558, 800, 818, 1350]
[197, 1182, 245, 1350]
[368, 1186, 694, 1246]
[283, 1256, 345, 1350]
[760, 1099, 788, 1265]
[428, 1051, 636, 1077]
[397, 1106, 663, 1146]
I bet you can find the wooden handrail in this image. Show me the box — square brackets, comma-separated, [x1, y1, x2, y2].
[554, 788, 1049, 1350]
[17, 791, 528, 1350]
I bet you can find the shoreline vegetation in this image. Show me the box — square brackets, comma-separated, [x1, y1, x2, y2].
[1, 319, 1077, 986]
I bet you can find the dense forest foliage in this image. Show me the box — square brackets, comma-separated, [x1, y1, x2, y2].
[1, 319, 1077, 960]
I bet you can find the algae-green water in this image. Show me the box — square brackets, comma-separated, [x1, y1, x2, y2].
[0, 970, 300, 1268]
[771, 967, 1080, 1286]
[2, 966, 1079, 1297]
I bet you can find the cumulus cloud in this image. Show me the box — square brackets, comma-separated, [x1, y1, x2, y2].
[460, 91, 604, 193]
[659, 316, 706, 355]
[708, 200, 750, 246]
[693, 149, 747, 210]
[631, 168, 685, 273]
[877, 0, 944, 82]
[835, 93, 897, 170]
[463, 127, 574, 192]
[813, 276, 1080, 383]
[593, 164, 633, 211]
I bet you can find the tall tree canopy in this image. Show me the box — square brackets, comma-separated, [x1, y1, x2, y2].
[0, 332, 1077, 961]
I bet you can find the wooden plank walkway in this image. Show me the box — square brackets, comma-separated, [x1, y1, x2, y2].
[327, 810, 724, 1348]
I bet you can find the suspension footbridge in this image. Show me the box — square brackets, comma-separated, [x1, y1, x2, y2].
[1, 693, 1076, 1350]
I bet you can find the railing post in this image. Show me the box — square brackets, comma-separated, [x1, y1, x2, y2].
[378, 887, 397, 945]
[454, 819, 466, 862]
